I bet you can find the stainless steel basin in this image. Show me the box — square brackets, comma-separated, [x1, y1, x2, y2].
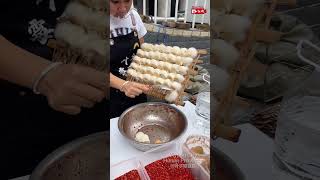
[29, 132, 109, 180]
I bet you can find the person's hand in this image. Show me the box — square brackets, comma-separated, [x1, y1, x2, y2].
[120, 81, 150, 98]
[37, 64, 107, 115]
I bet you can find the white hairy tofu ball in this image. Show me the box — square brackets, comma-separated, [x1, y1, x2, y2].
[162, 46, 169, 53]
[162, 54, 170, 62]
[168, 54, 176, 63]
[215, 14, 251, 43]
[175, 74, 185, 83]
[151, 44, 157, 51]
[159, 44, 166, 52]
[171, 82, 182, 91]
[146, 59, 153, 66]
[188, 47, 198, 58]
[178, 66, 188, 75]
[127, 69, 137, 77]
[154, 69, 162, 76]
[139, 58, 145, 64]
[163, 62, 173, 71]
[173, 56, 182, 64]
[135, 132, 150, 143]
[156, 77, 165, 85]
[172, 64, 180, 72]
[150, 75, 158, 84]
[177, 58, 185, 66]
[168, 73, 176, 80]
[165, 90, 179, 102]
[173, 46, 181, 55]
[212, 39, 240, 69]
[143, 74, 151, 81]
[154, 51, 161, 60]
[131, 62, 139, 69]
[164, 79, 172, 87]
[141, 66, 148, 73]
[174, 55, 182, 64]
[159, 70, 169, 79]
[169, 46, 176, 54]
[134, 65, 141, 72]
[140, 43, 147, 50]
[183, 57, 193, 66]
[136, 72, 144, 80]
[164, 71, 171, 79]
[181, 48, 188, 56]
[150, 51, 157, 59]
[150, 59, 159, 67]
[137, 49, 144, 57]
[157, 52, 165, 61]
[164, 46, 172, 54]
[147, 75, 155, 83]
[133, 56, 141, 63]
[158, 61, 165, 69]
[141, 43, 150, 51]
[145, 66, 152, 74]
[154, 44, 160, 51]
[139, 65, 146, 73]
[144, 51, 150, 59]
[143, 58, 150, 65]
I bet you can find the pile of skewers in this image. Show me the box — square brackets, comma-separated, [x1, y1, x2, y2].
[211, 0, 296, 142]
[127, 43, 204, 105]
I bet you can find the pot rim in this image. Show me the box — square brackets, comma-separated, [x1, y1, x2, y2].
[117, 102, 188, 146]
[29, 131, 108, 180]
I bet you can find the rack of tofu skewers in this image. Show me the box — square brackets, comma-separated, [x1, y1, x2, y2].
[126, 44, 207, 106]
[47, 0, 108, 72]
[211, 0, 296, 142]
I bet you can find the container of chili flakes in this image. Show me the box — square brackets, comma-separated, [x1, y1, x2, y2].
[110, 157, 148, 180]
[137, 141, 210, 180]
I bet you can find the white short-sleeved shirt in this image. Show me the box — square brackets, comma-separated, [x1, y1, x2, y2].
[110, 9, 147, 39]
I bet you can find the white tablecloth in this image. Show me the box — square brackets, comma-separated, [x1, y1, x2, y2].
[110, 101, 274, 180]
[213, 124, 274, 180]
[110, 101, 208, 165]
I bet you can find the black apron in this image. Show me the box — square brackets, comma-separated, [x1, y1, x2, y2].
[109, 13, 147, 119]
[1, 1, 108, 178]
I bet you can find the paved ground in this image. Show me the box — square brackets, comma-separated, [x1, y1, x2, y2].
[143, 0, 320, 63]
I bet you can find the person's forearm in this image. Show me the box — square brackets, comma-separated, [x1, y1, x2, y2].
[0, 35, 51, 89]
[110, 73, 126, 90]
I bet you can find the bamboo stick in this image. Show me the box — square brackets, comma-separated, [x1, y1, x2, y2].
[212, 1, 281, 141]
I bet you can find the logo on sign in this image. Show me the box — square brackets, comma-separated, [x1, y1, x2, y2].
[191, 6, 207, 14]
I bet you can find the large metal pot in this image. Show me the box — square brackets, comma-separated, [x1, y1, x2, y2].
[29, 132, 109, 180]
[213, 147, 245, 180]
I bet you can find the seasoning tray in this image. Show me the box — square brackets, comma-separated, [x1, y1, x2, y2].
[110, 140, 210, 180]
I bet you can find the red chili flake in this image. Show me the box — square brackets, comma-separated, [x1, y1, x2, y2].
[145, 161, 170, 180]
[145, 155, 195, 180]
[115, 169, 141, 180]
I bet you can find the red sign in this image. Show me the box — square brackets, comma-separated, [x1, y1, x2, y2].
[191, 6, 207, 14]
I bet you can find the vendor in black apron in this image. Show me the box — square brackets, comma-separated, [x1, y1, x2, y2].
[109, 0, 150, 119]
[1, 1, 108, 179]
